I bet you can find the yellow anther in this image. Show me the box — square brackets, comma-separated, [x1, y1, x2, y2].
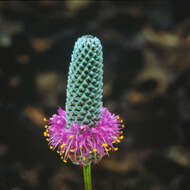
[117, 140, 121, 143]
[89, 151, 92, 154]
[46, 138, 50, 142]
[114, 137, 118, 140]
[44, 125, 48, 128]
[69, 135, 73, 139]
[120, 131, 123, 134]
[63, 160, 67, 163]
[46, 129, 49, 132]
[119, 136, 124, 140]
[105, 148, 109, 151]
[114, 147, 118, 151]
[49, 146, 53, 150]
[61, 156, 63, 159]
[102, 144, 108, 147]
[120, 119, 123, 123]
[109, 147, 112, 151]
[80, 145, 82, 149]
[116, 115, 120, 119]
[112, 141, 116, 144]
[122, 124, 125, 128]
[83, 156, 86, 161]
[60, 151, 65, 155]
[43, 117, 47, 122]
[70, 149, 75, 153]
[93, 149, 97, 152]
[44, 131, 49, 137]
[60, 144, 66, 149]
[57, 150, 60, 154]
[80, 126, 84, 130]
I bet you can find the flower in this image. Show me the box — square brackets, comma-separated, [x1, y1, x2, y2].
[42, 35, 125, 166]
[43, 107, 125, 166]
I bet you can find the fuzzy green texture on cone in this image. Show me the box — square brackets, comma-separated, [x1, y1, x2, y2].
[66, 35, 103, 128]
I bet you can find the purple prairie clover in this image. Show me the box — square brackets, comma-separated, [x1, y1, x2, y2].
[43, 35, 125, 166]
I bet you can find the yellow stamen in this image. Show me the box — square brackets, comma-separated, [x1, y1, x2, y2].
[63, 160, 67, 163]
[105, 148, 109, 151]
[120, 119, 123, 123]
[49, 146, 53, 150]
[114, 147, 118, 151]
[60, 144, 66, 149]
[119, 136, 124, 140]
[44, 125, 48, 128]
[80, 126, 84, 130]
[80, 145, 82, 149]
[46, 138, 50, 142]
[93, 149, 97, 152]
[83, 156, 86, 161]
[69, 135, 73, 139]
[122, 124, 125, 128]
[70, 149, 75, 152]
[57, 150, 60, 154]
[102, 144, 108, 147]
[46, 129, 49, 133]
[60, 151, 65, 155]
[116, 115, 120, 119]
[43, 117, 47, 122]
[43, 132, 47, 136]
[61, 156, 63, 159]
[120, 131, 123, 134]
[117, 140, 121, 143]
[109, 147, 112, 151]
[112, 141, 116, 144]
[89, 151, 92, 153]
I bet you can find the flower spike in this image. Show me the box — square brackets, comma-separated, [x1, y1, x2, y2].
[43, 35, 125, 166]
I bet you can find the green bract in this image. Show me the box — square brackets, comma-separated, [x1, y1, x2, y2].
[66, 35, 103, 128]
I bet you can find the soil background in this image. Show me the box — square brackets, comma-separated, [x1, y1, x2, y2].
[0, 1, 190, 190]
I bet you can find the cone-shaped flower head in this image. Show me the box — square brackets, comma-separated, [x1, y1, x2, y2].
[66, 35, 103, 128]
[43, 35, 125, 166]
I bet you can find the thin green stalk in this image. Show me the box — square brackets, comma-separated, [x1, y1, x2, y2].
[83, 164, 92, 190]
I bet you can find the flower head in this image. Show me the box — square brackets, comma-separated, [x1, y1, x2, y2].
[43, 35, 125, 166]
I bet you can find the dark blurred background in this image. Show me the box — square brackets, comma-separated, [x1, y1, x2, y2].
[0, 1, 190, 190]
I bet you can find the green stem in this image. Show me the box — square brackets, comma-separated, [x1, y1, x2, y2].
[83, 164, 92, 190]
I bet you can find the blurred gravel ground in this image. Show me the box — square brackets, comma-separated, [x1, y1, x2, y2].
[0, 1, 190, 190]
